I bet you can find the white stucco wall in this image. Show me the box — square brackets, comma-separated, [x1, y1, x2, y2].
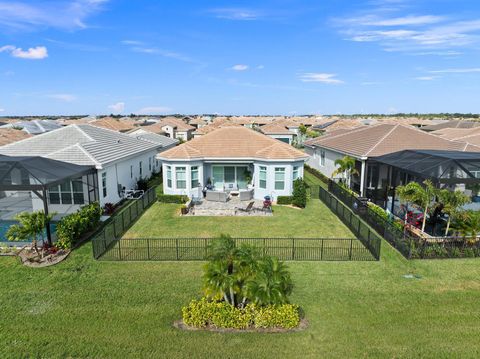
[305, 146, 345, 179]
[267, 134, 294, 145]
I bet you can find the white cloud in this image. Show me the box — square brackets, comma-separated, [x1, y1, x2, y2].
[108, 102, 125, 114]
[47, 93, 76, 102]
[299, 73, 344, 84]
[137, 106, 172, 114]
[209, 8, 260, 21]
[231, 64, 249, 71]
[415, 76, 438, 81]
[348, 15, 445, 27]
[0, 0, 109, 31]
[0, 108, 4, 112]
[0, 45, 48, 59]
[256, 65, 265, 70]
[429, 68, 480, 74]
[129, 46, 193, 63]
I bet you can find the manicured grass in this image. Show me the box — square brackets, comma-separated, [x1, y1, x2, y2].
[1, 242, 480, 358]
[304, 168, 327, 188]
[124, 199, 354, 238]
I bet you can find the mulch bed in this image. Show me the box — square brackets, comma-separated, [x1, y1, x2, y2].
[173, 318, 308, 333]
[17, 248, 71, 268]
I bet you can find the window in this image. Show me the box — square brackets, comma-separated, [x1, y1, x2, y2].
[149, 157, 152, 171]
[72, 178, 84, 205]
[102, 172, 107, 198]
[176, 167, 186, 189]
[139, 161, 143, 177]
[61, 181, 72, 204]
[259, 166, 267, 189]
[293, 166, 299, 181]
[320, 150, 326, 167]
[166, 166, 172, 188]
[49, 185, 60, 204]
[130, 165, 133, 179]
[274, 167, 285, 190]
[191, 166, 199, 188]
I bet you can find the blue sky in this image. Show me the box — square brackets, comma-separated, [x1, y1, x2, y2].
[1, 0, 480, 116]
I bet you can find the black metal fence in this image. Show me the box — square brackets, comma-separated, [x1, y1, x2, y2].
[326, 180, 480, 259]
[318, 187, 381, 260]
[94, 236, 376, 261]
[92, 187, 157, 259]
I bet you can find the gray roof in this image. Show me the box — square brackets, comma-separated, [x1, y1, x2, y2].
[129, 132, 178, 148]
[1, 120, 62, 134]
[0, 124, 163, 168]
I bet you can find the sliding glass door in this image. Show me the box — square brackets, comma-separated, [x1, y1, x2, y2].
[212, 165, 250, 190]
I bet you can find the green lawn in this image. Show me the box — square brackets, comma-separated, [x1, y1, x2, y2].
[1, 242, 479, 358]
[124, 199, 354, 238]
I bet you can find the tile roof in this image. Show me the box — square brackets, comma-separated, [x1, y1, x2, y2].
[127, 129, 179, 147]
[422, 120, 480, 131]
[0, 128, 32, 146]
[304, 123, 480, 158]
[430, 127, 480, 140]
[260, 123, 295, 135]
[159, 126, 307, 161]
[0, 119, 62, 134]
[90, 117, 136, 132]
[159, 117, 195, 132]
[0, 124, 163, 167]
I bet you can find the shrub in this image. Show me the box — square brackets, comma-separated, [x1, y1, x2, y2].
[182, 298, 300, 330]
[292, 178, 307, 208]
[157, 194, 189, 204]
[463, 247, 475, 258]
[56, 202, 102, 249]
[277, 196, 293, 205]
[304, 165, 328, 184]
[367, 202, 404, 232]
[103, 202, 115, 215]
[137, 177, 149, 191]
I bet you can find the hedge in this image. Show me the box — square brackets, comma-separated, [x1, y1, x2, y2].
[304, 165, 329, 184]
[182, 298, 300, 330]
[292, 178, 307, 208]
[56, 202, 102, 249]
[277, 196, 293, 205]
[157, 194, 189, 204]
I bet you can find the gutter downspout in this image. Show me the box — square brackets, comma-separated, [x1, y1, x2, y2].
[360, 160, 366, 197]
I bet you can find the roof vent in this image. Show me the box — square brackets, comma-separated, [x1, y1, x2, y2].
[117, 139, 121, 143]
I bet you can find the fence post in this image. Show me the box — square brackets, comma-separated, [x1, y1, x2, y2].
[321, 239, 324, 260]
[176, 238, 179, 260]
[118, 238, 122, 260]
[121, 211, 125, 233]
[204, 238, 207, 259]
[349, 238, 353, 260]
[292, 238, 295, 260]
[263, 238, 266, 256]
[112, 219, 117, 239]
[147, 238, 151, 260]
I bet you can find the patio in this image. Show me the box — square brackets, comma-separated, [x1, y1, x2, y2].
[186, 196, 272, 216]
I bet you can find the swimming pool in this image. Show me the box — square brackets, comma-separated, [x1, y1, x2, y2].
[0, 220, 57, 244]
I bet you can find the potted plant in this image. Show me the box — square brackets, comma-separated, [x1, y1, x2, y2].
[180, 204, 189, 215]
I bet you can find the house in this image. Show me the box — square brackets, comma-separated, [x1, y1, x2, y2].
[127, 128, 179, 149]
[0, 119, 62, 135]
[421, 120, 480, 132]
[259, 123, 296, 144]
[145, 117, 195, 141]
[0, 124, 174, 216]
[304, 123, 480, 196]
[158, 126, 308, 201]
[90, 116, 137, 132]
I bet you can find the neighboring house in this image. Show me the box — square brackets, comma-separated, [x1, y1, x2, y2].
[0, 119, 62, 135]
[430, 127, 480, 148]
[0, 124, 171, 216]
[158, 126, 308, 201]
[421, 120, 480, 132]
[0, 128, 32, 146]
[149, 117, 195, 141]
[304, 123, 480, 196]
[127, 128, 179, 149]
[259, 123, 296, 144]
[90, 117, 136, 132]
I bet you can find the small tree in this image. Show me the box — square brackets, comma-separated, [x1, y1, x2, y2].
[396, 180, 437, 233]
[438, 189, 471, 236]
[6, 211, 55, 257]
[332, 156, 359, 188]
[292, 178, 307, 208]
[450, 210, 480, 245]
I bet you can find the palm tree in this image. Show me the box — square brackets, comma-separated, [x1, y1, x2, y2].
[332, 156, 359, 188]
[245, 256, 293, 306]
[438, 189, 471, 236]
[396, 180, 437, 233]
[6, 211, 55, 257]
[450, 211, 480, 245]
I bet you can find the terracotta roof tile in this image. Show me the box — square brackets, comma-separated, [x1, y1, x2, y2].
[159, 126, 307, 160]
[0, 128, 32, 146]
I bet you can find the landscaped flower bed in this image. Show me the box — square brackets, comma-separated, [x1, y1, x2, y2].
[177, 234, 304, 332]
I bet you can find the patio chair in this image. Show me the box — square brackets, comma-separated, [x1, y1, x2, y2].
[235, 201, 255, 214]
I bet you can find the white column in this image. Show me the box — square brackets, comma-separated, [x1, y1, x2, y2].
[360, 161, 366, 197]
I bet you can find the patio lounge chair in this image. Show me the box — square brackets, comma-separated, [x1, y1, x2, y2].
[235, 201, 255, 214]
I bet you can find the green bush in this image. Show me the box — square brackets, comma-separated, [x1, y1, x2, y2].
[157, 194, 189, 204]
[277, 196, 293, 205]
[182, 298, 300, 330]
[56, 202, 102, 249]
[304, 165, 328, 184]
[292, 178, 307, 208]
[367, 202, 404, 232]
